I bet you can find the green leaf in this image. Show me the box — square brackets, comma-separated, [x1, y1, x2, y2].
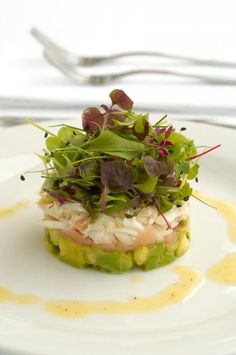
[172, 182, 192, 203]
[71, 135, 86, 147]
[134, 176, 158, 193]
[57, 127, 75, 141]
[187, 163, 199, 180]
[175, 160, 190, 179]
[106, 194, 129, 203]
[169, 131, 188, 144]
[87, 130, 145, 160]
[41, 177, 55, 191]
[134, 115, 145, 134]
[35, 153, 51, 165]
[113, 116, 135, 127]
[179, 161, 191, 173]
[159, 197, 173, 213]
[95, 193, 130, 215]
[46, 136, 64, 152]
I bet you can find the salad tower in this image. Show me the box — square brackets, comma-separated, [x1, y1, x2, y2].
[31, 90, 214, 273]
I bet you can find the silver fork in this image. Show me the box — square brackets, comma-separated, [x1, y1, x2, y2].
[32, 27, 236, 68]
[44, 50, 236, 85]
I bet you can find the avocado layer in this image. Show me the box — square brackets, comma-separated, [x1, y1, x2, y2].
[45, 222, 190, 273]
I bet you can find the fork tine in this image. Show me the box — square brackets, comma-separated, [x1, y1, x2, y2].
[44, 50, 90, 84]
[32, 27, 81, 66]
[31, 27, 70, 55]
[31, 27, 62, 51]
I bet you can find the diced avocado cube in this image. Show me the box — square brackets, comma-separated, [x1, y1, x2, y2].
[134, 246, 149, 265]
[143, 242, 165, 270]
[159, 253, 176, 266]
[95, 249, 133, 273]
[48, 229, 87, 268]
[175, 233, 190, 257]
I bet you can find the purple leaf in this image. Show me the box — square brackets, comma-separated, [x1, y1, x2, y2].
[65, 186, 76, 198]
[101, 160, 133, 193]
[106, 108, 126, 128]
[159, 126, 173, 147]
[109, 89, 134, 110]
[82, 107, 104, 133]
[165, 140, 173, 146]
[165, 126, 173, 139]
[100, 104, 109, 112]
[143, 156, 174, 177]
[44, 189, 66, 205]
[158, 148, 168, 156]
[144, 156, 163, 177]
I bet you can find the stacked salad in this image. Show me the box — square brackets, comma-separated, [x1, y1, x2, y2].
[33, 90, 204, 273]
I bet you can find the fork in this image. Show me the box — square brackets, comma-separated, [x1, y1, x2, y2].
[44, 50, 236, 85]
[32, 27, 236, 68]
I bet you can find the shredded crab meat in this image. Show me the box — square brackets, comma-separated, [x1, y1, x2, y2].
[40, 201, 189, 249]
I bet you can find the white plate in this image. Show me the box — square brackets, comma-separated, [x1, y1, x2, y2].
[0, 120, 236, 355]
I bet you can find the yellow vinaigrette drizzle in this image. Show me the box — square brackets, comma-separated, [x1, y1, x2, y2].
[0, 266, 202, 318]
[193, 190, 236, 243]
[0, 201, 30, 219]
[194, 191, 236, 285]
[207, 253, 236, 285]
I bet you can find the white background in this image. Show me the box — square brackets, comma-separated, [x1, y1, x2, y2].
[0, 0, 236, 123]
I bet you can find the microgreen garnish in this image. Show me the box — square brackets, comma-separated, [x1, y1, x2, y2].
[191, 193, 217, 209]
[28, 89, 221, 225]
[101, 178, 108, 211]
[43, 189, 67, 205]
[188, 144, 221, 160]
[156, 205, 172, 230]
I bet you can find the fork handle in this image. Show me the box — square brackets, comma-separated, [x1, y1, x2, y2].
[97, 51, 236, 68]
[106, 69, 236, 85]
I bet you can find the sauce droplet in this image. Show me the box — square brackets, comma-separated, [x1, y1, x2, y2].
[207, 253, 236, 285]
[130, 275, 144, 284]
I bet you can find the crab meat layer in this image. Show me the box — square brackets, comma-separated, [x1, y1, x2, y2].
[39, 201, 189, 251]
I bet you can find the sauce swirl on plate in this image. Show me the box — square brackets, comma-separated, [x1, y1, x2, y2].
[0, 266, 202, 318]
